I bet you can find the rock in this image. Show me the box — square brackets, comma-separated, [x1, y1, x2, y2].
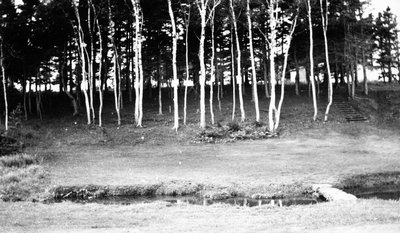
[312, 184, 357, 202]
[318, 187, 357, 202]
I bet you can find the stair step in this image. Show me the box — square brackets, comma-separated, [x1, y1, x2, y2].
[333, 98, 367, 123]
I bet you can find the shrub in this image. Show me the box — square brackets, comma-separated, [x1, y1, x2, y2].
[0, 154, 49, 202]
[0, 153, 39, 168]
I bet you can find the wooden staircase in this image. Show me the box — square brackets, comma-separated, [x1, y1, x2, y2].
[333, 96, 368, 122]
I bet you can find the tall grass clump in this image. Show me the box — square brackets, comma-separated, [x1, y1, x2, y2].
[0, 154, 49, 201]
[0, 153, 39, 168]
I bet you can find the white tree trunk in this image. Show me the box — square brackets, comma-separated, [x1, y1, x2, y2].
[0, 36, 8, 131]
[108, 0, 121, 125]
[231, 25, 236, 121]
[93, 3, 103, 127]
[168, 0, 179, 130]
[307, 0, 318, 121]
[138, 30, 144, 126]
[198, 0, 207, 129]
[131, 0, 144, 127]
[88, 0, 95, 124]
[230, 0, 245, 122]
[247, 0, 260, 122]
[268, 0, 277, 132]
[183, 6, 190, 125]
[275, 13, 298, 130]
[72, 0, 91, 124]
[210, 10, 216, 125]
[321, 0, 333, 122]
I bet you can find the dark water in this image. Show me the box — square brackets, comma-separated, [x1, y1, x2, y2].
[50, 195, 319, 207]
[354, 190, 400, 200]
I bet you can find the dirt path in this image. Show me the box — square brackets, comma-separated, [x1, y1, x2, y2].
[38, 130, 400, 189]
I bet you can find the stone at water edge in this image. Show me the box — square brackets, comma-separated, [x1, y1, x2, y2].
[312, 184, 357, 202]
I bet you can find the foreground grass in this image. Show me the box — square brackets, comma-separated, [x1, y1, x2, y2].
[0, 199, 399, 232]
[0, 154, 49, 201]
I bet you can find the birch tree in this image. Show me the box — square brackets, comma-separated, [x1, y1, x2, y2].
[72, 0, 91, 124]
[274, 6, 298, 130]
[209, 3, 216, 125]
[182, 2, 191, 125]
[306, 0, 318, 121]
[320, 0, 333, 122]
[87, 0, 95, 124]
[230, 0, 245, 122]
[168, 0, 179, 130]
[263, 0, 298, 132]
[196, 0, 220, 129]
[231, 23, 236, 121]
[0, 35, 7, 131]
[92, 2, 104, 127]
[246, 0, 260, 122]
[108, 0, 121, 125]
[131, 0, 144, 127]
[265, 0, 278, 132]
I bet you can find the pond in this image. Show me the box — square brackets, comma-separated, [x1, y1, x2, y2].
[49, 195, 321, 207]
[353, 189, 400, 200]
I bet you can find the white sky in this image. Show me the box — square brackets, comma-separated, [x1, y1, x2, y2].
[369, 0, 400, 18]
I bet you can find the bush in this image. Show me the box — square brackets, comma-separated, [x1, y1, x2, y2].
[0, 153, 39, 168]
[0, 154, 49, 202]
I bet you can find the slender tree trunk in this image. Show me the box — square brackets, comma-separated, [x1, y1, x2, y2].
[209, 10, 216, 125]
[274, 10, 298, 130]
[28, 79, 32, 115]
[320, 0, 333, 122]
[262, 39, 270, 99]
[158, 76, 163, 115]
[230, 0, 245, 122]
[198, 0, 207, 129]
[0, 36, 8, 131]
[72, 0, 91, 124]
[362, 47, 368, 95]
[350, 62, 355, 99]
[389, 39, 392, 83]
[127, 29, 133, 103]
[35, 78, 43, 120]
[23, 78, 28, 120]
[138, 26, 144, 126]
[183, 5, 191, 125]
[294, 52, 300, 96]
[217, 59, 222, 112]
[108, 0, 121, 125]
[93, 3, 104, 127]
[168, 0, 179, 130]
[307, 0, 318, 121]
[231, 24, 236, 121]
[247, 0, 260, 122]
[88, 0, 95, 124]
[268, 0, 277, 132]
[131, 0, 144, 127]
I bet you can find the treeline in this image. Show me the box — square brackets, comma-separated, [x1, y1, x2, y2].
[0, 0, 398, 132]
